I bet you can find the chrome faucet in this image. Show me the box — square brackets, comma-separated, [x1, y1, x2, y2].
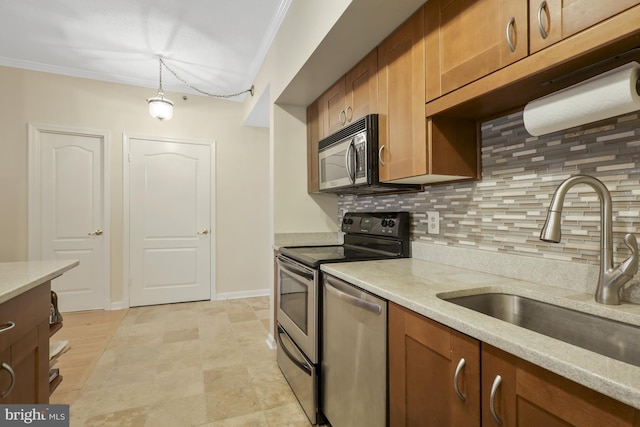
[540, 175, 638, 305]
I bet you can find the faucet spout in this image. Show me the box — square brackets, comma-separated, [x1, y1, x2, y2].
[540, 175, 638, 305]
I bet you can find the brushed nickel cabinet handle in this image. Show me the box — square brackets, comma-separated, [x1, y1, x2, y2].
[506, 17, 516, 53]
[454, 358, 466, 402]
[0, 322, 15, 335]
[378, 145, 385, 166]
[0, 362, 15, 399]
[338, 110, 347, 125]
[346, 105, 353, 123]
[490, 375, 503, 425]
[197, 229, 209, 235]
[88, 229, 103, 236]
[537, 1, 549, 39]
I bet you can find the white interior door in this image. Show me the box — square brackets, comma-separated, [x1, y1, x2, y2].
[28, 125, 109, 312]
[128, 137, 212, 307]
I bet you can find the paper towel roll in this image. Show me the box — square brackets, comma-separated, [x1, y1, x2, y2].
[523, 62, 640, 136]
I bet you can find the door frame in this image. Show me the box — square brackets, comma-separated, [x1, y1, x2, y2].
[122, 133, 217, 308]
[27, 123, 111, 309]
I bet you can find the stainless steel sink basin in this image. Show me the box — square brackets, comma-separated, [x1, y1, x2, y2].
[442, 293, 640, 367]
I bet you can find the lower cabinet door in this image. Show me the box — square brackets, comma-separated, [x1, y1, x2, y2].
[389, 303, 481, 427]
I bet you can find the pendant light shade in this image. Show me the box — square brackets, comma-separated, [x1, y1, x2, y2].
[147, 95, 174, 121]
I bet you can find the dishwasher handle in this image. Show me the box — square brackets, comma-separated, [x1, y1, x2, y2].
[324, 275, 382, 315]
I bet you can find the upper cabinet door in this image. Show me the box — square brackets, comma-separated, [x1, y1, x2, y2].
[320, 49, 379, 137]
[320, 78, 347, 136]
[530, 0, 640, 53]
[426, 0, 528, 101]
[345, 49, 378, 125]
[378, 6, 427, 183]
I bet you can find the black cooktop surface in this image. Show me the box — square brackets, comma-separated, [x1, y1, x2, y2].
[279, 212, 411, 268]
[279, 244, 401, 268]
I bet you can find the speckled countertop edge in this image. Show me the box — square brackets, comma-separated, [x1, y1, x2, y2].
[0, 260, 79, 304]
[321, 258, 640, 410]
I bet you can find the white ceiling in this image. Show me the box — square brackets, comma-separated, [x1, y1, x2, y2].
[0, 0, 290, 101]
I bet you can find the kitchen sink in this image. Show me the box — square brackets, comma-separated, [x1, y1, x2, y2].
[441, 293, 640, 367]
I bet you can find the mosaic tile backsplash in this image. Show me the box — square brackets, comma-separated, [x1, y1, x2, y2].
[338, 111, 640, 266]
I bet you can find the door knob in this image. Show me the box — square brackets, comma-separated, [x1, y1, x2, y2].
[197, 229, 209, 235]
[88, 229, 103, 236]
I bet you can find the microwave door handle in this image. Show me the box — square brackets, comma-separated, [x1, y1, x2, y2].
[345, 139, 355, 184]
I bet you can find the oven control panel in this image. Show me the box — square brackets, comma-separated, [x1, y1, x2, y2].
[341, 212, 410, 238]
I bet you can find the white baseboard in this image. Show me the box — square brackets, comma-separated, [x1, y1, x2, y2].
[107, 300, 128, 310]
[265, 333, 276, 350]
[215, 289, 270, 300]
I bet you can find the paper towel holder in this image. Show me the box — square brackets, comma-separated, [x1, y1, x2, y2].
[540, 47, 640, 88]
[524, 61, 640, 136]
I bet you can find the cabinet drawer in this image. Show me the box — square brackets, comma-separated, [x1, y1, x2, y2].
[0, 283, 50, 353]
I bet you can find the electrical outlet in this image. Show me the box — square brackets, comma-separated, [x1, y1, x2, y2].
[427, 211, 440, 235]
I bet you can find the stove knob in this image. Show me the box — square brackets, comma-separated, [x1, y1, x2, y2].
[381, 219, 388, 227]
[388, 219, 396, 228]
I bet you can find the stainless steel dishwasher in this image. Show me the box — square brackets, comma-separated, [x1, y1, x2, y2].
[321, 273, 387, 427]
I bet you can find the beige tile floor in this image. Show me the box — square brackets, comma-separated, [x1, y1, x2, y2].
[53, 297, 311, 426]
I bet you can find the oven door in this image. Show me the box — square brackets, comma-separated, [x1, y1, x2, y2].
[276, 255, 318, 363]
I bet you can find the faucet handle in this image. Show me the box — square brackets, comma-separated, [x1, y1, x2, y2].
[621, 233, 639, 277]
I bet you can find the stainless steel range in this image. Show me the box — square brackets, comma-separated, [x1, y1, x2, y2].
[276, 211, 411, 425]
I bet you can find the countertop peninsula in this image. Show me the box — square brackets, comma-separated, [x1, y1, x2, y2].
[0, 260, 79, 304]
[322, 258, 640, 410]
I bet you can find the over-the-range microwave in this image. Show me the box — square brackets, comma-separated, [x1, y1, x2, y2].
[318, 114, 421, 195]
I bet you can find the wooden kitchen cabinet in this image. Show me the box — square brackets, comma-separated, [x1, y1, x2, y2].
[425, 0, 528, 101]
[0, 283, 50, 404]
[378, 6, 479, 184]
[306, 97, 322, 193]
[482, 344, 637, 427]
[377, 6, 427, 183]
[389, 303, 481, 427]
[390, 302, 640, 427]
[529, 0, 640, 53]
[319, 49, 378, 136]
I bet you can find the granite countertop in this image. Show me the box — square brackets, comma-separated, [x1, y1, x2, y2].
[0, 260, 79, 304]
[321, 258, 640, 410]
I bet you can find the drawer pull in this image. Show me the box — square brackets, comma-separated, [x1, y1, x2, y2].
[490, 375, 503, 425]
[537, 1, 549, 39]
[506, 17, 516, 53]
[0, 322, 15, 334]
[378, 145, 386, 166]
[454, 358, 466, 402]
[0, 363, 15, 399]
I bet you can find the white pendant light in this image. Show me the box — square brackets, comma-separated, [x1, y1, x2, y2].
[147, 95, 174, 121]
[146, 57, 255, 121]
[147, 58, 174, 120]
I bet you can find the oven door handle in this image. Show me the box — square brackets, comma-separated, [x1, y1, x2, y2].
[324, 276, 382, 315]
[277, 257, 315, 282]
[277, 326, 312, 376]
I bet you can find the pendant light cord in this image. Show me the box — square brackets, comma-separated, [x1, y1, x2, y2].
[159, 58, 254, 98]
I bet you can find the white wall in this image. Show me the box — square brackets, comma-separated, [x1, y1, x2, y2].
[246, 0, 427, 236]
[273, 104, 338, 233]
[0, 66, 270, 303]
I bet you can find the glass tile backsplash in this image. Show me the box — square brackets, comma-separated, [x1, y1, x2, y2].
[338, 111, 640, 265]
